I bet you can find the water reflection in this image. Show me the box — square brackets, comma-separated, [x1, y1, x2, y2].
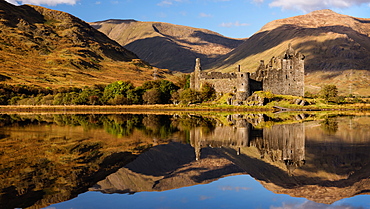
[0, 113, 369, 208]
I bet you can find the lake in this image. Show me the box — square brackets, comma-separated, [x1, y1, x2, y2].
[0, 112, 369, 209]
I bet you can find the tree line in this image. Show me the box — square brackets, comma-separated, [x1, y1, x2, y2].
[0, 76, 216, 105]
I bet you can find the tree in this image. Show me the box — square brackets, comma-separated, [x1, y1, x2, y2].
[158, 80, 179, 103]
[200, 82, 216, 102]
[320, 85, 338, 102]
[320, 118, 338, 135]
[102, 81, 134, 104]
[74, 88, 103, 105]
[141, 80, 179, 104]
[176, 74, 190, 89]
[170, 91, 180, 104]
[143, 88, 162, 104]
[179, 88, 201, 104]
[127, 88, 144, 104]
[108, 95, 130, 105]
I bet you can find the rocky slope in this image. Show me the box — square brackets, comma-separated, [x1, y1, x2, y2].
[208, 10, 370, 96]
[90, 19, 244, 72]
[0, 1, 169, 87]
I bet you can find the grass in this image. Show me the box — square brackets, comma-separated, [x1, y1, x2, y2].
[0, 100, 369, 115]
[0, 5, 174, 88]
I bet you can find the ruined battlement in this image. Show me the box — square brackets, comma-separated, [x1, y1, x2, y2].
[200, 72, 238, 79]
[190, 44, 305, 101]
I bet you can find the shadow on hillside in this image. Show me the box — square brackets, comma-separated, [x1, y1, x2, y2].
[206, 24, 370, 72]
[125, 36, 217, 72]
[125, 26, 244, 72]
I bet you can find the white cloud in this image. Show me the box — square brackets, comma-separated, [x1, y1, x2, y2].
[157, 0, 173, 6]
[157, 0, 184, 7]
[269, 0, 370, 12]
[5, 0, 78, 6]
[199, 12, 213, 17]
[219, 21, 250, 27]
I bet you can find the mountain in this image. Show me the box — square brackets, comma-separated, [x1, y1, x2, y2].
[90, 117, 370, 205]
[0, 1, 169, 87]
[90, 19, 244, 72]
[207, 10, 370, 96]
[90, 143, 244, 194]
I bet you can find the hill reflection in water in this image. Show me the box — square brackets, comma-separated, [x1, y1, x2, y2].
[0, 113, 369, 208]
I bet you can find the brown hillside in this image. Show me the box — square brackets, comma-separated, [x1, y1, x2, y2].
[207, 10, 370, 96]
[0, 1, 169, 87]
[90, 19, 244, 72]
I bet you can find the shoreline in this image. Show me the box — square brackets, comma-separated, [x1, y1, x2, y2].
[0, 104, 369, 114]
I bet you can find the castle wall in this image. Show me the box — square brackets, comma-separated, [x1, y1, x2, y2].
[194, 72, 250, 100]
[190, 45, 305, 99]
[190, 115, 305, 165]
[262, 58, 304, 97]
[190, 122, 251, 148]
[199, 78, 237, 93]
[259, 123, 305, 163]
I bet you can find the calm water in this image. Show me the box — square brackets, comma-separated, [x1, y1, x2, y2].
[0, 113, 369, 209]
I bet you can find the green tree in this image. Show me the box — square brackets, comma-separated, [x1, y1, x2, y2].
[73, 88, 103, 105]
[141, 80, 179, 104]
[200, 82, 216, 102]
[102, 81, 134, 104]
[320, 85, 338, 102]
[179, 88, 201, 104]
[127, 88, 144, 104]
[158, 80, 179, 103]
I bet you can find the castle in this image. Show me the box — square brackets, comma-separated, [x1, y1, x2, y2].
[189, 114, 306, 173]
[190, 44, 305, 101]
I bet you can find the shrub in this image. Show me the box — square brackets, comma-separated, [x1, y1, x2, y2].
[143, 88, 162, 104]
[179, 89, 201, 104]
[320, 85, 338, 102]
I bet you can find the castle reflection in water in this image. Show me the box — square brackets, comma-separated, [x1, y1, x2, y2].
[189, 114, 305, 172]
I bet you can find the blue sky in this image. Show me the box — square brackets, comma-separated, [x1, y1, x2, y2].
[5, 0, 370, 38]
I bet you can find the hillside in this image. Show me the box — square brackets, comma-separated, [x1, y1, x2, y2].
[90, 19, 244, 72]
[0, 1, 170, 87]
[207, 10, 370, 96]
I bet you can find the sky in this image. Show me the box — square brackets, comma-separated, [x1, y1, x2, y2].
[5, 0, 370, 38]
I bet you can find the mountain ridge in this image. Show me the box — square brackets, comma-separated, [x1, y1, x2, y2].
[206, 9, 370, 95]
[90, 19, 244, 72]
[1, 2, 369, 95]
[0, 1, 169, 87]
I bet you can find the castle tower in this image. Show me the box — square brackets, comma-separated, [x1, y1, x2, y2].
[190, 58, 202, 90]
[236, 72, 250, 100]
[262, 44, 305, 97]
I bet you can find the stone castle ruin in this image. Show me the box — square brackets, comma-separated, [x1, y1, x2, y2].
[189, 114, 306, 173]
[190, 44, 305, 101]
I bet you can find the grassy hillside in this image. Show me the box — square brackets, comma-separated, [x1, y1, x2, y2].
[91, 19, 244, 72]
[0, 1, 171, 87]
[207, 10, 370, 96]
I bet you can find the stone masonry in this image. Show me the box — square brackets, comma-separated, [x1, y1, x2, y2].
[190, 44, 305, 99]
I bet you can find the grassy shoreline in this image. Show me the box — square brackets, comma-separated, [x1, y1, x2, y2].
[0, 103, 369, 114]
